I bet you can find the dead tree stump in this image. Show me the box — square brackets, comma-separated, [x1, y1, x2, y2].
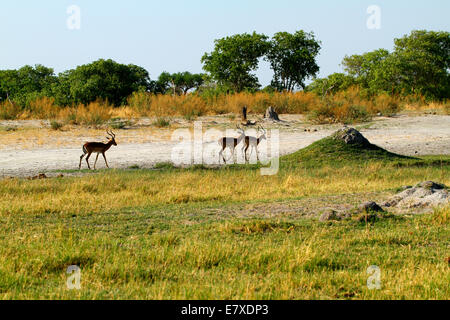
[241, 106, 256, 126]
[264, 107, 280, 121]
[241, 106, 248, 122]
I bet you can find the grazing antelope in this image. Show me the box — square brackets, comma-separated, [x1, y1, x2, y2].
[79, 130, 117, 170]
[242, 126, 266, 162]
[218, 127, 245, 164]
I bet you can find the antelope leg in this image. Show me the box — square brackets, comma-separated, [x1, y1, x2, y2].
[94, 153, 99, 170]
[242, 145, 249, 163]
[219, 147, 226, 164]
[79, 154, 85, 169]
[85, 153, 92, 170]
[102, 152, 110, 168]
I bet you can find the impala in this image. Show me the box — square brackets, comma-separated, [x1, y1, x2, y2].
[79, 130, 117, 170]
[242, 126, 266, 162]
[218, 127, 245, 164]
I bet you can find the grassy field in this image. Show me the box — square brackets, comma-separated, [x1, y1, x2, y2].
[0, 136, 449, 299]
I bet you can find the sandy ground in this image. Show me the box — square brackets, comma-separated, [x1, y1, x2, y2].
[0, 114, 449, 178]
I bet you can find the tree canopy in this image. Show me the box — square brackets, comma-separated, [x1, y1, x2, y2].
[201, 32, 270, 92]
[157, 71, 205, 95]
[266, 31, 321, 91]
[0, 65, 57, 106]
[1, 29, 448, 110]
[57, 59, 151, 106]
[306, 73, 356, 96]
[309, 30, 449, 100]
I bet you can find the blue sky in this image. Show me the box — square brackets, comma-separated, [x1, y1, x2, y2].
[0, 0, 448, 86]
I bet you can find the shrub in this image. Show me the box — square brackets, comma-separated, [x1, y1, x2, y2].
[370, 94, 401, 116]
[0, 101, 22, 120]
[153, 117, 171, 127]
[74, 100, 112, 126]
[28, 97, 59, 119]
[444, 101, 450, 115]
[109, 118, 132, 129]
[50, 120, 63, 130]
[127, 91, 153, 116]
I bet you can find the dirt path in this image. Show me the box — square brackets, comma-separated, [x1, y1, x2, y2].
[0, 114, 449, 178]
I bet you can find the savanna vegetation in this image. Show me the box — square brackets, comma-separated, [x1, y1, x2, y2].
[0, 137, 449, 299]
[0, 30, 448, 124]
[0, 28, 449, 300]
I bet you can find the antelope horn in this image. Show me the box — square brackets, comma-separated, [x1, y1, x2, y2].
[107, 130, 115, 138]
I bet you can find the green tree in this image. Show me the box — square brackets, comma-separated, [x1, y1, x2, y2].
[306, 73, 356, 96]
[342, 49, 390, 90]
[59, 59, 151, 106]
[155, 72, 173, 94]
[266, 31, 321, 91]
[390, 30, 450, 99]
[0, 65, 57, 106]
[341, 30, 450, 99]
[201, 32, 269, 92]
[175, 72, 205, 94]
[156, 71, 205, 95]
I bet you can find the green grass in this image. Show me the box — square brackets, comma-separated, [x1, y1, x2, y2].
[153, 117, 171, 127]
[50, 120, 63, 131]
[0, 137, 449, 299]
[0, 204, 448, 299]
[282, 133, 411, 168]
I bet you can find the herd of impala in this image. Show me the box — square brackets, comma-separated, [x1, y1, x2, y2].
[79, 126, 267, 170]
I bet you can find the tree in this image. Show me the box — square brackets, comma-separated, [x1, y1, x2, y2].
[176, 72, 204, 94]
[341, 30, 450, 99]
[155, 72, 173, 94]
[0, 65, 57, 106]
[265, 31, 321, 91]
[342, 49, 390, 90]
[201, 32, 269, 92]
[390, 30, 450, 99]
[306, 73, 356, 96]
[59, 59, 151, 106]
[156, 71, 205, 95]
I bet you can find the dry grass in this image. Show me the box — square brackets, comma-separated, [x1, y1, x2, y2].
[1, 158, 448, 217]
[0, 157, 448, 299]
[307, 88, 402, 124]
[0, 126, 173, 150]
[2, 88, 442, 124]
[404, 100, 450, 115]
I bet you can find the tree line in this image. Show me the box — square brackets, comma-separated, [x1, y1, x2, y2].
[0, 29, 448, 109]
[0, 60, 206, 107]
[307, 30, 449, 100]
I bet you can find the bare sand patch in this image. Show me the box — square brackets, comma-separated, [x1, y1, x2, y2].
[0, 114, 449, 178]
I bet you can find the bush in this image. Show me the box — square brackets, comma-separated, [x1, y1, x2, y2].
[0, 101, 22, 120]
[28, 97, 59, 119]
[308, 101, 371, 124]
[445, 102, 450, 115]
[370, 94, 401, 116]
[153, 117, 171, 127]
[50, 120, 63, 130]
[75, 100, 112, 126]
[0, 86, 443, 122]
[109, 118, 132, 129]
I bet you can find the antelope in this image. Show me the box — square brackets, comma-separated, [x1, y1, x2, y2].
[79, 130, 117, 170]
[242, 126, 266, 162]
[218, 126, 245, 164]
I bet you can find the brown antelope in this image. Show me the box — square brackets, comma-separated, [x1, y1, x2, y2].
[218, 126, 245, 164]
[79, 130, 117, 170]
[242, 126, 266, 162]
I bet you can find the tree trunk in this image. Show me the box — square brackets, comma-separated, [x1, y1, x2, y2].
[241, 106, 256, 126]
[264, 107, 280, 121]
[241, 106, 247, 122]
